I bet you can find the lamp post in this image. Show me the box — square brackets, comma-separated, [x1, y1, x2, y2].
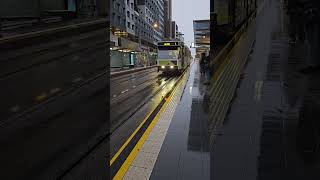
[149, 21, 160, 66]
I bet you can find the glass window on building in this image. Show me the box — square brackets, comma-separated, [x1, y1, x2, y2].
[113, 0, 116, 9]
[132, 25, 134, 30]
[118, 16, 121, 24]
[127, 0, 129, 5]
[131, 3, 134, 9]
[127, 11, 130, 17]
[128, 22, 130, 28]
[117, 3, 120, 11]
[132, 14, 134, 20]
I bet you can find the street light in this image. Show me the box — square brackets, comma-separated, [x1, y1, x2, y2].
[153, 22, 159, 29]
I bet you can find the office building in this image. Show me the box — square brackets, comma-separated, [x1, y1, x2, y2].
[164, 0, 172, 39]
[193, 20, 210, 57]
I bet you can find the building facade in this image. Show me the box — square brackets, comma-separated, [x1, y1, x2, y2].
[163, 0, 172, 40]
[110, 0, 165, 68]
[137, 0, 165, 43]
[193, 20, 210, 57]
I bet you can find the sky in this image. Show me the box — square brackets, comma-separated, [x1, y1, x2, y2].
[172, 0, 210, 57]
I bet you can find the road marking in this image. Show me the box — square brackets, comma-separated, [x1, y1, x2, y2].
[113, 96, 172, 180]
[110, 110, 154, 166]
[254, 81, 264, 101]
[35, 93, 48, 101]
[72, 77, 83, 83]
[121, 89, 129, 94]
[49, 88, 61, 94]
[111, 70, 187, 180]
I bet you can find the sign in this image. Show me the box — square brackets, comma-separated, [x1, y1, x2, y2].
[158, 42, 179, 46]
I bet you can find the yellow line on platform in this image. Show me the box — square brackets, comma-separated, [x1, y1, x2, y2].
[109, 109, 154, 166]
[110, 68, 187, 179]
[112, 94, 172, 180]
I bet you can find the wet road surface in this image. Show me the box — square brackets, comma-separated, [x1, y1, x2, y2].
[61, 70, 181, 179]
[0, 28, 108, 179]
[0, 29, 107, 121]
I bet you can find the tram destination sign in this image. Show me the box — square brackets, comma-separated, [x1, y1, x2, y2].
[158, 42, 179, 46]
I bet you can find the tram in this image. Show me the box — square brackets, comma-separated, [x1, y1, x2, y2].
[157, 41, 192, 74]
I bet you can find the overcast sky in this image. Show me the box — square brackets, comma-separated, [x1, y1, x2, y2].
[172, 0, 210, 56]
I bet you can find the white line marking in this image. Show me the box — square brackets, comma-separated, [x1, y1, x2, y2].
[121, 89, 129, 94]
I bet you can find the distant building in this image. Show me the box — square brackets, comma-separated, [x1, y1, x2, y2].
[125, 0, 136, 35]
[110, 0, 166, 68]
[137, 0, 165, 43]
[213, 0, 256, 28]
[193, 20, 210, 57]
[164, 0, 172, 40]
[171, 21, 177, 40]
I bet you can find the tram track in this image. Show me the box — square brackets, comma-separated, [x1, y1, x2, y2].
[0, 31, 107, 121]
[0, 68, 107, 128]
[110, 75, 177, 133]
[0, 30, 107, 80]
[57, 72, 180, 179]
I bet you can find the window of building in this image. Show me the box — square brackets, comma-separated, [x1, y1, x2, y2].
[132, 14, 134, 20]
[117, 16, 121, 24]
[128, 22, 130, 28]
[117, 3, 120, 11]
[131, 3, 134, 9]
[132, 25, 134, 30]
[123, 19, 126, 26]
[127, 0, 129, 5]
[127, 11, 130, 17]
[112, 13, 115, 22]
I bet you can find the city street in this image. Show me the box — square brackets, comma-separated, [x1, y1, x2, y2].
[6, 0, 320, 179]
[61, 68, 181, 178]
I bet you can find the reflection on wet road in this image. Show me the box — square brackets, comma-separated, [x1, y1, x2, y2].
[150, 62, 211, 180]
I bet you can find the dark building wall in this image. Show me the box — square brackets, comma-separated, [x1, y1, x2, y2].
[96, 0, 109, 16]
[171, 21, 176, 39]
[40, 0, 65, 11]
[0, 0, 40, 17]
[111, 0, 126, 30]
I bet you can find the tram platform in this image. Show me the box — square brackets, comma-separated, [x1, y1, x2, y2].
[114, 0, 320, 179]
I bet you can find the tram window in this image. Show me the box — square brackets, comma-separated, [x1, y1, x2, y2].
[158, 46, 179, 50]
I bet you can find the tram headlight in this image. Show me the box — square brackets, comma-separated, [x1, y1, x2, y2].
[170, 66, 174, 69]
[161, 66, 165, 69]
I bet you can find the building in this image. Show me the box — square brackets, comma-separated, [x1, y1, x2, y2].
[213, 0, 257, 28]
[163, 0, 172, 40]
[110, 0, 166, 68]
[171, 21, 177, 40]
[137, 0, 165, 43]
[125, 0, 136, 35]
[193, 20, 210, 57]
[171, 21, 184, 41]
